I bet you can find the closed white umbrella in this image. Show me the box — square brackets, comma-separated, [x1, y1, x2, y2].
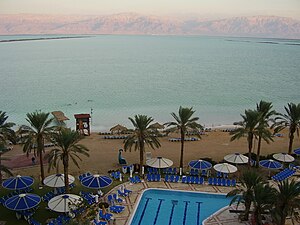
[48, 194, 82, 213]
[224, 153, 248, 164]
[213, 163, 237, 173]
[146, 157, 173, 168]
[273, 153, 295, 163]
[43, 174, 75, 188]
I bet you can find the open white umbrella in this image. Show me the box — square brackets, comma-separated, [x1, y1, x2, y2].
[48, 194, 82, 213]
[224, 153, 248, 164]
[213, 163, 237, 173]
[273, 153, 295, 163]
[43, 174, 75, 188]
[146, 157, 173, 168]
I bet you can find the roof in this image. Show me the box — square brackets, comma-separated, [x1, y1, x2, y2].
[51, 111, 69, 121]
[74, 114, 91, 119]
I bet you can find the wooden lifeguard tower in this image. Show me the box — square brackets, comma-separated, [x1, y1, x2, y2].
[74, 114, 91, 136]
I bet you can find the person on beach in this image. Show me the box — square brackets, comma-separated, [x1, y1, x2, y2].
[31, 156, 36, 165]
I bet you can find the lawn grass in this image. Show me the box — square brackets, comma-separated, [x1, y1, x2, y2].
[0, 176, 126, 224]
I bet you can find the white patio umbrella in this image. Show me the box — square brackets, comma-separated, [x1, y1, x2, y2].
[48, 194, 82, 213]
[224, 153, 248, 164]
[213, 163, 238, 173]
[43, 174, 75, 188]
[146, 157, 173, 168]
[273, 153, 295, 163]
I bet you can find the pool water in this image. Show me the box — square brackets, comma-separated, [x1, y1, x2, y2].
[129, 189, 233, 225]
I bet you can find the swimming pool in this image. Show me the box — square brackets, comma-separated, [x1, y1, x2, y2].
[128, 189, 233, 225]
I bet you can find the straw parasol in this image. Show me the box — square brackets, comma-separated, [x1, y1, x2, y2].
[110, 124, 127, 134]
[150, 122, 165, 130]
[213, 163, 238, 173]
[273, 153, 294, 163]
[146, 157, 173, 168]
[51, 111, 69, 121]
[224, 153, 248, 164]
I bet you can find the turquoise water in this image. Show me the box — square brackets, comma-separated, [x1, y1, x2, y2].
[129, 189, 232, 225]
[0, 35, 299, 131]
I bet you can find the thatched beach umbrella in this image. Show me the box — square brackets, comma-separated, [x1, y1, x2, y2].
[110, 124, 127, 134]
[150, 122, 165, 130]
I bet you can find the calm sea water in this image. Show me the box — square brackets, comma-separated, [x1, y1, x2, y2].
[0, 35, 299, 131]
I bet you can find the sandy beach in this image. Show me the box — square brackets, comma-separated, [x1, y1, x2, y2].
[3, 128, 299, 181]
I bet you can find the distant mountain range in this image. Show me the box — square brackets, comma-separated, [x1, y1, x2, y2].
[1, 13, 300, 38]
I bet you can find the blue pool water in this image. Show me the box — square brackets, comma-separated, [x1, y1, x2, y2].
[129, 189, 233, 225]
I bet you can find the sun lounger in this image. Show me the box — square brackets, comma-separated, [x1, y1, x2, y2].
[182, 176, 187, 183]
[174, 175, 180, 182]
[169, 175, 174, 182]
[109, 205, 125, 213]
[165, 175, 169, 182]
[124, 188, 132, 195]
[99, 209, 113, 221]
[113, 194, 123, 203]
[94, 219, 108, 225]
[231, 179, 236, 186]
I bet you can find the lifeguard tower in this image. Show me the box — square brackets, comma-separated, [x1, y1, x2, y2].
[74, 114, 91, 136]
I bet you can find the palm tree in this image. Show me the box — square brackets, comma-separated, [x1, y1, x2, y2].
[231, 109, 260, 165]
[124, 115, 161, 174]
[165, 106, 202, 171]
[0, 111, 16, 184]
[273, 103, 300, 154]
[19, 111, 55, 183]
[252, 183, 276, 225]
[227, 170, 264, 221]
[271, 179, 300, 225]
[255, 101, 275, 167]
[47, 128, 89, 193]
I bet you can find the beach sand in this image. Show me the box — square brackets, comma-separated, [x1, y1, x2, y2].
[3, 129, 300, 181]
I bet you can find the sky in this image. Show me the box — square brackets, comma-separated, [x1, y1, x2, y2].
[0, 0, 299, 19]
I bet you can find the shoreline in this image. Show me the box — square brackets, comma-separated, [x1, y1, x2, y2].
[0, 35, 92, 43]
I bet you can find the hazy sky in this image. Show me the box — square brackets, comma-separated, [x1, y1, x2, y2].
[1, 0, 299, 19]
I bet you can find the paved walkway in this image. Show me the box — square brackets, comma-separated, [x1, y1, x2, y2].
[104, 180, 251, 225]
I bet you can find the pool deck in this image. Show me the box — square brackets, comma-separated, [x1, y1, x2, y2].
[105, 180, 251, 225]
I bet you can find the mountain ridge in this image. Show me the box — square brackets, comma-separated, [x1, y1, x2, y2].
[0, 13, 299, 38]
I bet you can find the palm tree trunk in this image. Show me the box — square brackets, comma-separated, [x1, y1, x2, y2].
[288, 126, 295, 154]
[247, 134, 253, 166]
[38, 137, 45, 183]
[244, 200, 251, 221]
[63, 156, 69, 194]
[180, 129, 185, 170]
[139, 139, 144, 174]
[0, 153, 2, 185]
[256, 136, 262, 168]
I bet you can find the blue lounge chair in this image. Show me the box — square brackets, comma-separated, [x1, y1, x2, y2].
[182, 176, 187, 183]
[174, 175, 180, 182]
[146, 174, 152, 182]
[28, 218, 41, 225]
[186, 176, 191, 184]
[199, 177, 204, 184]
[94, 219, 108, 225]
[231, 179, 236, 186]
[213, 177, 217, 185]
[165, 175, 169, 182]
[169, 175, 175, 182]
[113, 194, 123, 203]
[191, 176, 195, 184]
[226, 179, 231, 187]
[194, 176, 199, 184]
[109, 205, 125, 213]
[99, 209, 113, 221]
[124, 188, 132, 195]
[118, 189, 127, 197]
[208, 177, 213, 185]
